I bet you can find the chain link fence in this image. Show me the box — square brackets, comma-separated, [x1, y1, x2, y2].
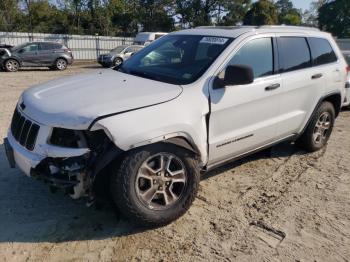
[0, 31, 134, 60]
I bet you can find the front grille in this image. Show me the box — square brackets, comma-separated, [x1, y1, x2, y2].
[11, 107, 40, 151]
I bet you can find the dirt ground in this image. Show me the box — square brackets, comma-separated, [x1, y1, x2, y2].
[0, 64, 349, 262]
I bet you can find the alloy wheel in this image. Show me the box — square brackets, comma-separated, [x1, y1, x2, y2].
[56, 59, 67, 70]
[6, 60, 19, 72]
[313, 112, 331, 144]
[135, 153, 187, 210]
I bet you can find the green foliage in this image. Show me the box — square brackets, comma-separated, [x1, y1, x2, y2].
[243, 0, 278, 25]
[220, 0, 251, 26]
[0, 0, 347, 37]
[275, 0, 301, 25]
[318, 0, 350, 38]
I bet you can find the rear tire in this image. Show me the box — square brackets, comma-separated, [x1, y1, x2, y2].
[296, 101, 335, 152]
[110, 143, 200, 227]
[5, 59, 20, 72]
[54, 58, 67, 71]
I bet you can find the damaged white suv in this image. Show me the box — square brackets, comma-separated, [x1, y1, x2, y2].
[4, 26, 348, 226]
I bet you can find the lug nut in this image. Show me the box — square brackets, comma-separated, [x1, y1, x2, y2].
[159, 186, 163, 190]
[166, 182, 171, 186]
[153, 180, 157, 184]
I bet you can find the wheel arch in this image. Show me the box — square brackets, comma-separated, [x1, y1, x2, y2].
[55, 56, 68, 63]
[297, 91, 342, 140]
[4, 57, 21, 67]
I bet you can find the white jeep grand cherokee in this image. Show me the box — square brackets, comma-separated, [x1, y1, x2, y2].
[4, 26, 348, 226]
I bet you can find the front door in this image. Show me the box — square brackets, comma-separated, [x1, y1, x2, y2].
[208, 36, 282, 165]
[19, 43, 40, 66]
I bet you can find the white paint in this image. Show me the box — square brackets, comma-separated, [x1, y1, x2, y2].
[6, 26, 348, 175]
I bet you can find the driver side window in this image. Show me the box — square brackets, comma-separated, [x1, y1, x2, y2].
[228, 38, 273, 79]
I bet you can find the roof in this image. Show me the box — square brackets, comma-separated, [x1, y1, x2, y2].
[172, 25, 325, 38]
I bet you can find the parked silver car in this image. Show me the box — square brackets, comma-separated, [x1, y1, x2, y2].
[97, 45, 143, 67]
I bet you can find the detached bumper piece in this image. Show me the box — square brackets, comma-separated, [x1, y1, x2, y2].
[31, 154, 90, 198]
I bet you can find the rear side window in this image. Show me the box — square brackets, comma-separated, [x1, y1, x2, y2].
[228, 38, 273, 78]
[308, 38, 337, 66]
[41, 43, 62, 50]
[277, 37, 311, 73]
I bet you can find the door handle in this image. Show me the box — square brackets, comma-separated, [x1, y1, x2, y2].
[265, 83, 280, 91]
[311, 73, 323, 79]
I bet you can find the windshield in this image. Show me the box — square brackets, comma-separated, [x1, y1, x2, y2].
[116, 34, 233, 85]
[111, 46, 127, 53]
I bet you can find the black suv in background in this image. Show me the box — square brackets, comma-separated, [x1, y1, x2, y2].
[0, 41, 74, 72]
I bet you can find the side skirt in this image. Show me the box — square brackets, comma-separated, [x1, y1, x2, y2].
[204, 134, 297, 172]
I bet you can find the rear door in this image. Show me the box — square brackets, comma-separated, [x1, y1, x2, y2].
[39, 43, 63, 65]
[208, 35, 283, 165]
[308, 37, 343, 101]
[274, 35, 336, 138]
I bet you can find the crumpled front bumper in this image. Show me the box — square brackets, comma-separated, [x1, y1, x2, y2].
[5, 125, 90, 177]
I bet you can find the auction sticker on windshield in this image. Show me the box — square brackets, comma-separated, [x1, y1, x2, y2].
[200, 37, 229, 45]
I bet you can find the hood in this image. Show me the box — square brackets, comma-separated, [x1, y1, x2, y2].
[21, 69, 182, 129]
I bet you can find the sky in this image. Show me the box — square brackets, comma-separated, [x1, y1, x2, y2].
[290, 0, 313, 11]
[252, 0, 313, 11]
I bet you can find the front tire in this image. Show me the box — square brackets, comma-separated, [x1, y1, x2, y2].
[5, 59, 20, 72]
[110, 143, 200, 227]
[113, 57, 123, 66]
[296, 101, 335, 152]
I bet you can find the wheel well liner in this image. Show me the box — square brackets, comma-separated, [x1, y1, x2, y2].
[323, 93, 341, 117]
[56, 57, 67, 63]
[164, 137, 199, 155]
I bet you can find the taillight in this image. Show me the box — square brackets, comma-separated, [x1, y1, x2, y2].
[347, 66, 350, 74]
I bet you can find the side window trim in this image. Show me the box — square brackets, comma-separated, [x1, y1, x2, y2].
[272, 37, 279, 74]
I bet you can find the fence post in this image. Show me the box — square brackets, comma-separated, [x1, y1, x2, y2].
[95, 34, 100, 59]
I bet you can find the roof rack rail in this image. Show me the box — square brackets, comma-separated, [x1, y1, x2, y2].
[195, 25, 320, 31]
[195, 26, 257, 30]
[258, 25, 320, 31]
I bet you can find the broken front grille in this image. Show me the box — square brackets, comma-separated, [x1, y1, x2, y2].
[11, 107, 40, 151]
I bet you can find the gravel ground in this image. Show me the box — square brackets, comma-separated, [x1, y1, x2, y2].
[0, 64, 349, 262]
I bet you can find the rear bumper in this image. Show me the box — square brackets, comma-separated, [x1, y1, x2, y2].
[66, 56, 74, 65]
[342, 82, 350, 107]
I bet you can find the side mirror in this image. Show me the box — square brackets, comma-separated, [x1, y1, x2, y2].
[18, 49, 24, 53]
[214, 65, 254, 89]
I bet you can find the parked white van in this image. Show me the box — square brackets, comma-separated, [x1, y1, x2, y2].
[4, 26, 348, 226]
[133, 32, 168, 46]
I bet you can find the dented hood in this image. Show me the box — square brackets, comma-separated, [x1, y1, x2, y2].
[21, 69, 182, 129]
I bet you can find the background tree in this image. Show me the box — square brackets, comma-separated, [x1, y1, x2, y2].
[318, 0, 350, 38]
[138, 0, 174, 32]
[243, 0, 278, 25]
[220, 0, 251, 26]
[0, 0, 24, 32]
[275, 0, 301, 25]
